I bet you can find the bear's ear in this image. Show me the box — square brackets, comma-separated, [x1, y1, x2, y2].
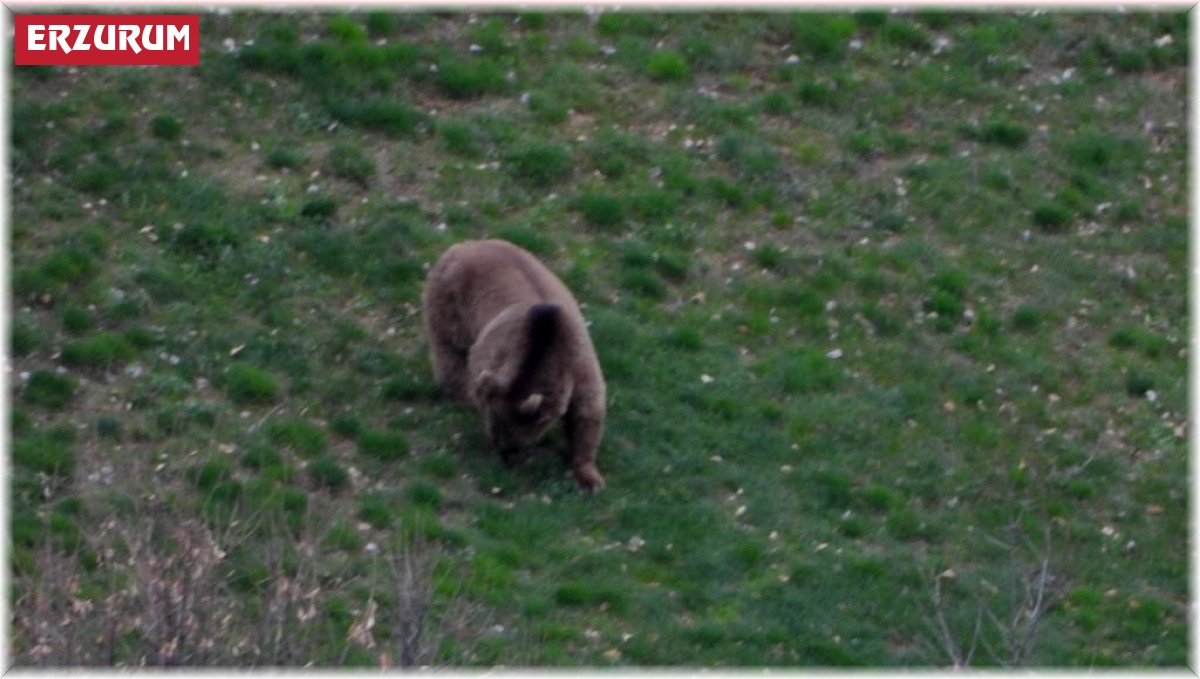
[518, 392, 543, 416]
[474, 370, 500, 401]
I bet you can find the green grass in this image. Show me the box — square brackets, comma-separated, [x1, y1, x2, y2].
[7, 9, 1188, 670]
[23, 371, 77, 410]
[647, 49, 690, 81]
[224, 364, 282, 405]
[357, 428, 410, 461]
[61, 333, 136, 369]
[326, 143, 376, 185]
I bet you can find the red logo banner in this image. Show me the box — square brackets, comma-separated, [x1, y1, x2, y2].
[14, 14, 200, 66]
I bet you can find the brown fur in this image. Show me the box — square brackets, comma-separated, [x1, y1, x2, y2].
[422, 239, 607, 492]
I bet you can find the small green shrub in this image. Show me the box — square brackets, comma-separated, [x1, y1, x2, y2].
[41, 248, 99, 285]
[584, 129, 648, 179]
[527, 91, 569, 124]
[438, 118, 484, 157]
[328, 98, 424, 137]
[881, 20, 930, 50]
[326, 144, 376, 186]
[24, 370, 76, 409]
[62, 333, 136, 369]
[327, 15, 367, 43]
[769, 348, 844, 394]
[656, 252, 689, 281]
[1032, 202, 1073, 232]
[381, 376, 435, 401]
[240, 446, 284, 471]
[13, 430, 75, 478]
[357, 493, 395, 528]
[1064, 130, 1141, 173]
[859, 484, 901, 511]
[186, 457, 235, 491]
[1011, 305, 1042, 333]
[309, 456, 349, 491]
[574, 192, 625, 229]
[171, 223, 243, 260]
[365, 12, 398, 37]
[358, 428, 410, 461]
[595, 13, 661, 38]
[752, 243, 786, 271]
[205, 480, 244, 505]
[300, 197, 339, 220]
[506, 142, 572, 188]
[792, 14, 856, 61]
[96, 416, 122, 441]
[874, 211, 907, 233]
[925, 290, 965, 329]
[931, 269, 969, 298]
[225, 364, 281, 405]
[60, 306, 94, 336]
[12, 318, 45, 356]
[620, 269, 667, 300]
[72, 161, 121, 196]
[150, 115, 183, 141]
[406, 482, 443, 509]
[419, 456, 457, 480]
[885, 508, 925, 541]
[838, 517, 868, 538]
[437, 58, 506, 99]
[325, 521, 364, 551]
[468, 18, 512, 55]
[266, 418, 328, 457]
[1125, 372, 1155, 397]
[760, 90, 793, 116]
[706, 177, 747, 209]
[330, 413, 363, 439]
[266, 147, 305, 170]
[493, 226, 554, 256]
[554, 582, 626, 610]
[969, 119, 1030, 148]
[647, 50, 690, 81]
[1109, 325, 1168, 359]
[629, 190, 677, 223]
[665, 326, 703, 352]
[796, 79, 840, 108]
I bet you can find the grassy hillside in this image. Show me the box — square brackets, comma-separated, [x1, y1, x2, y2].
[8, 10, 1188, 667]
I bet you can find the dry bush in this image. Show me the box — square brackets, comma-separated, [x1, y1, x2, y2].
[922, 527, 1061, 668]
[10, 496, 486, 667]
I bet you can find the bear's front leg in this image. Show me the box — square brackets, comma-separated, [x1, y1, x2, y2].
[563, 393, 606, 493]
[430, 341, 470, 403]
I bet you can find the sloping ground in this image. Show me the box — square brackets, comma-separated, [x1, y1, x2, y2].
[8, 10, 1188, 667]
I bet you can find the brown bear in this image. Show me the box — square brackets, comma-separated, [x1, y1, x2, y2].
[422, 239, 607, 492]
